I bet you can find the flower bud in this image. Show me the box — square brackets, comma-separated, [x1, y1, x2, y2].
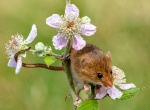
[44, 46, 52, 55]
[81, 16, 91, 24]
[35, 42, 45, 51]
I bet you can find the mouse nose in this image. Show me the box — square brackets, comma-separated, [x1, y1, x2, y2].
[102, 78, 113, 87]
[105, 80, 113, 87]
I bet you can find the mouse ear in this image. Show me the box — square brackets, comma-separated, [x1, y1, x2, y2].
[106, 51, 112, 61]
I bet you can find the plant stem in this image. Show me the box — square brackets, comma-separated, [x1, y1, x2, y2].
[63, 42, 78, 108]
[14, 47, 64, 71]
[89, 85, 96, 99]
[66, 0, 71, 4]
[52, 53, 63, 60]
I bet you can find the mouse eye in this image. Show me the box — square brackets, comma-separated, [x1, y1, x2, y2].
[97, 73, 103, 78]
[110, 70, 112, 74]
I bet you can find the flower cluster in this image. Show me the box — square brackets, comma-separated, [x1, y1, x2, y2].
[5, 24, 37, 74]
[96, 66, 136, 100]
[34, 42, 52, 57]
[46, 4, 96, 50]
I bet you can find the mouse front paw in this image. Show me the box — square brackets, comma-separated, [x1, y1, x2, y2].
[84, 82, 90, 94]
[74, 97, 83, 106]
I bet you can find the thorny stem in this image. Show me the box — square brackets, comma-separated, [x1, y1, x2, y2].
[63, 41, 78, 109]
[52, 53, 63, 60]
[63, 42, 75, 91]
[14, 47, 64, 71]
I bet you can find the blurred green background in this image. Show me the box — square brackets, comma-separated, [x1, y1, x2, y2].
[0, 0, 150, 110]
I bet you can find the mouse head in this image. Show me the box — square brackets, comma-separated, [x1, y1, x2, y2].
[80, 51, 114, 87]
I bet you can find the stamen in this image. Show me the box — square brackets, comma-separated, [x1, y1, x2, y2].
[58, 16, 81, 39]
[5, 34, 25, 58]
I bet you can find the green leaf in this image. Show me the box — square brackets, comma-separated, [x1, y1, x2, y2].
[120, 87, 142, 100]
[77, 100, 98, 110]
[44, 56, 56, 67]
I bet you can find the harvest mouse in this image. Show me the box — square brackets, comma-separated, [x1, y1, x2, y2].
[70, 44, 114, 94]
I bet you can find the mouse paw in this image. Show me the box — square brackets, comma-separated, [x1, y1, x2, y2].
[74, 97, 83, 106]
[84, 82, 90, 94]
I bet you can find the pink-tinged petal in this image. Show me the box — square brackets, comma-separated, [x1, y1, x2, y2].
[15, 56, 22, 74]
[107, 86, 122, 100]
[65, 4, 79, 18]
[80, 23, 96, 36]
[96, 87, 107, 99]
[118, 83, 136, 90]
[8, 58, 17, 68]
[46, 14, 63, 28]
[72, 35, 86, 50]
[25, 24, 37, 44]
[52, 34, 68, 50]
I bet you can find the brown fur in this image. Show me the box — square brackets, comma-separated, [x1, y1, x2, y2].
[70, 44, 113, 87]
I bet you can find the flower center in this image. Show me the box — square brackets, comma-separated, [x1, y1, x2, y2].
[67, 21, 74, 28]
[58, 16, 81, 39]
[9, 40, 17, 48]
[5, 34, 24, 58]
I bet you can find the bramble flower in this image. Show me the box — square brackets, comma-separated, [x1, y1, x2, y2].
[5, 24, 37, 74]
[96, 66, 136, 100]
[96, 86, 123, 100]
[112, 66, 126, 85]
[46, 4, 96, 50]
[112, 66, 136, 90]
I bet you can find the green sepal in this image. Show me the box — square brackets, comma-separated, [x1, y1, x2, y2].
[77, 99, 98, 110]
[44, 56, 56, 67]
[37, 52, 45, 57]
[120, 87, 142, 100]
[20, 53, 26, 58]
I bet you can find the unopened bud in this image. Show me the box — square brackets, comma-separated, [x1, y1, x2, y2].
[35, 42, 45, 51]
[81, 16, 91, 24]
[44, 46, 52, 55]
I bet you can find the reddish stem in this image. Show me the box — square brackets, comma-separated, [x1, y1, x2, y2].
[14, 47, 64, 71]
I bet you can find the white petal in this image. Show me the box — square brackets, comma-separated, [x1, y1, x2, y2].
[25, 24, 37, 44]
[65, 4, 79, 18]
[8, 58, 17, 68]
[15, 56, 22, 74]
[118, 83, 136, 90]
[80, 23, 96, 36]
[52, 34, 68, 50]
[72, 35, 86, 50]
[96, 87, 107, 99]
[107, 86, 122, 100]
[46, 14, 63, 28]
